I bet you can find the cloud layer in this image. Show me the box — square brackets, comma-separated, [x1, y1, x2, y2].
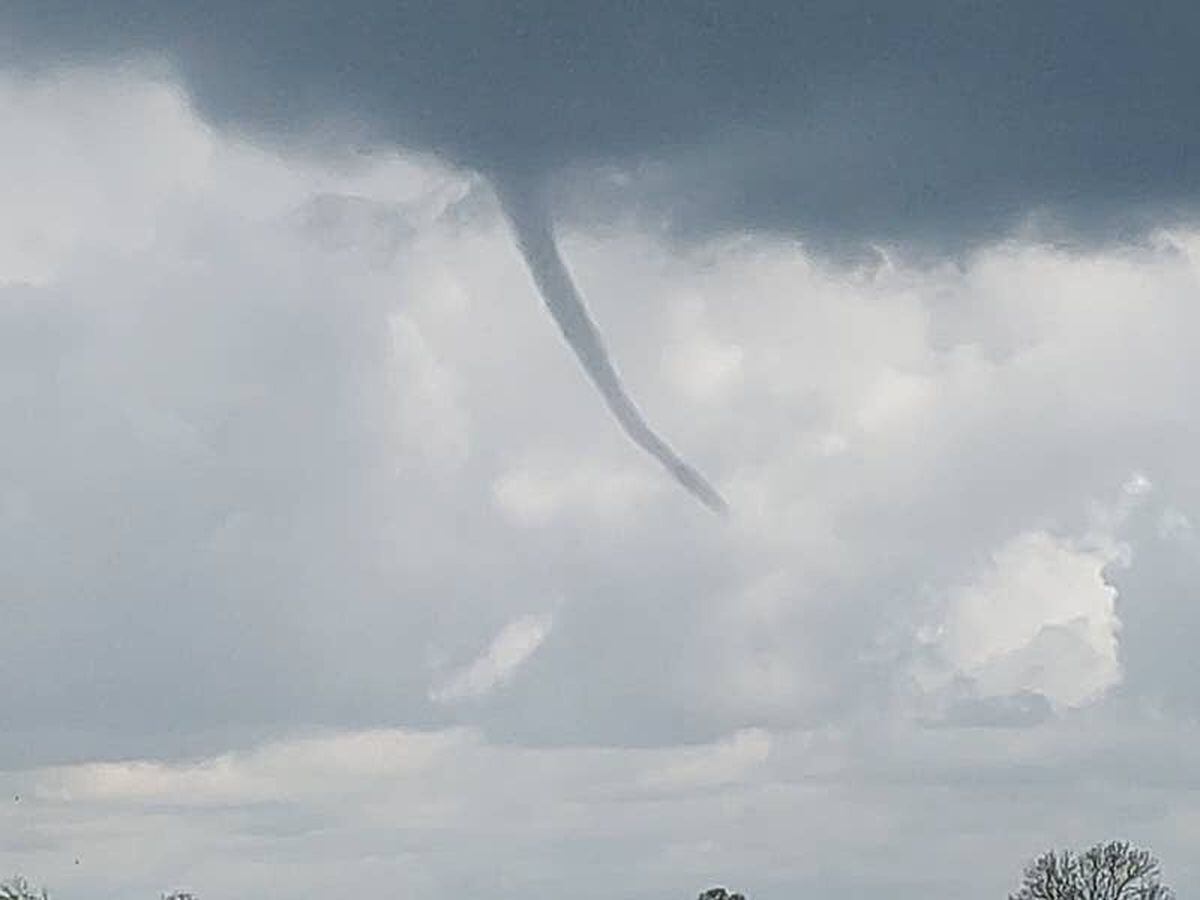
[2, 63, 1200, 898]
[4, 2, 1198, 248]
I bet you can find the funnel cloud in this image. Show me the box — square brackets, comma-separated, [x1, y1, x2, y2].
[496, 179, 728, 515]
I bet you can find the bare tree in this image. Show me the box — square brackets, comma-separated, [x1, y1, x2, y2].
[1011, 841, 1173, 900]
[0, 877, 48, 900]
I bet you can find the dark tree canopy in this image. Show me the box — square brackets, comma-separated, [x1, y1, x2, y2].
[699, 888, 747, 900]
[1011, 841, 1173, 900]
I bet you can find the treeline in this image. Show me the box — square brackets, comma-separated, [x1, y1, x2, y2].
[1, 882, 195, 900]
[702, 842, 1174, 900]
[3, 840, 1174, 900]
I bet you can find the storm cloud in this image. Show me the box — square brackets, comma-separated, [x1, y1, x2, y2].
[7, 4, 1197, 506]
[4, 2, 1199, 248]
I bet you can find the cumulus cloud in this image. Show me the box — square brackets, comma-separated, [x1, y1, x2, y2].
[917, 529, 1123, 711]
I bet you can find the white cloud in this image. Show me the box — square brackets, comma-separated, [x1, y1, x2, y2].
[431, 614, 554, 703]
[491, 459, 659, 526]
[388, 312, 472, 473]
[1158, 508, 1194, 542]
[43, 728, 464, 807]
[662, 297, 745, 404]
[918, 528, 1123, 710]
[0, 64, 212, 285]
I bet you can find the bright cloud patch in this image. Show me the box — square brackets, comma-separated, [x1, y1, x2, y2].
[431, 614, 554, 703]
[919, 529, 1123, 710]
[0, 66, 212, 284]
[46, 728, 461, 806]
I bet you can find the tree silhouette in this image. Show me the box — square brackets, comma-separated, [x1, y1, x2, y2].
[0, 877, 47, 900]
[1011, 841, 1173, 900]
[698, 887, 746, 900]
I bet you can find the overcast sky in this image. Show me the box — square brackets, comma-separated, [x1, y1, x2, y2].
[2, 5, 1200, 899]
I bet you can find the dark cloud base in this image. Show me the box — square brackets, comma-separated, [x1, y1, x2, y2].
[5, 1, 1199, 249]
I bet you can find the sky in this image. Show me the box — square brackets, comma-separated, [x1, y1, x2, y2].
[2, 4, 1200, 898]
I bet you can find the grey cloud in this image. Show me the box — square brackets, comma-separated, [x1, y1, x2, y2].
[934, 692, 1055, 729]
[4, 2, 1199, 248]
[1109, 495, 1200, 718]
